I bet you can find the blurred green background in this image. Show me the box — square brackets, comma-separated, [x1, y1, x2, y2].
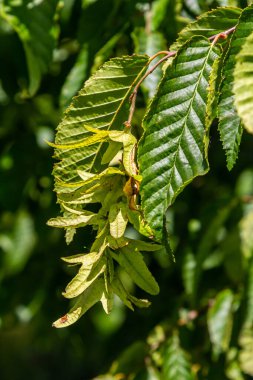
[1, 0, 253, 379]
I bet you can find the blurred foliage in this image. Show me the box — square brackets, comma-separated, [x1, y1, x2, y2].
[0, 0, 253, 379]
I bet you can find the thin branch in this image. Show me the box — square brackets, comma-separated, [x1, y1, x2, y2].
[148, 50, 171, 63]
[124, 51, 176, 128]
[124, 25, 237, 129]
[209, 26, 236, 42]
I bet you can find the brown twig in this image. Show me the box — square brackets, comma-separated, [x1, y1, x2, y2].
[209, 26, 236, 42]
[124, 51, 176, 128]
[124, 25, 237, 129]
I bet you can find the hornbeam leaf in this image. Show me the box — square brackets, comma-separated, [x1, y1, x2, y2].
[151, 0, 171, 32]
[53, 55, 149, 187]
[118, 246, 159, 295]
[53, 277, 105, 328]
[138, 37, 221, 241]
[162, 333, 194, 380]
[171, 7, 242, 50]
[207, 289, 234, 357]
[0, 0, 60, 96]
[47, 211, 97, 228]
[239, 327, 253, 376]
[109, 203, 128, 239]
[234, 30, 253, 134]
[218, 5, 253, 169]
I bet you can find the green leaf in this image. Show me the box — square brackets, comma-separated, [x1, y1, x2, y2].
[53, 55, 149, 188]
[53, 277, 105, 328]
[92, 29, 125, 73]
[234, 29, 253, 134]
[239, 210, 253, 259]
[193, 200, 237, 301]
[162, 333, 194, 380]
[239, 327, 253, 376]
[0, 0, 60, 96]
[132, 27, 167, 98]
[60, 44, 89, 109]
[138, 37, 221, 241]
[0, 209, 36, 276]
[218, 6, 253, 169]
[60, 44, 89, 107]
[244, 258, 253, 327]
[207, 289, 234, 357]
[182, 251, 196, 298]
[109, 203, 128, 239]
[117, 246, 159, 295]
[171, 7, 242, 50]
[151, 0, 171, 32]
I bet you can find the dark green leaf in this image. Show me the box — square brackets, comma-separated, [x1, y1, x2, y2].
[207, 289, 234, 357]
[171, 7, 242, 50]
[138, 37, 221, 241]
[162, 333, 194, 380]
[218, 5, 253, 169]
[0, 0, 60, 95]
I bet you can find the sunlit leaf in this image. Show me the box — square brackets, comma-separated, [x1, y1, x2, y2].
[218, 5, 253, 169]
[53, 55, 148, 187]
[234, 29, 253, 134]
[138, 37, 221, 241]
